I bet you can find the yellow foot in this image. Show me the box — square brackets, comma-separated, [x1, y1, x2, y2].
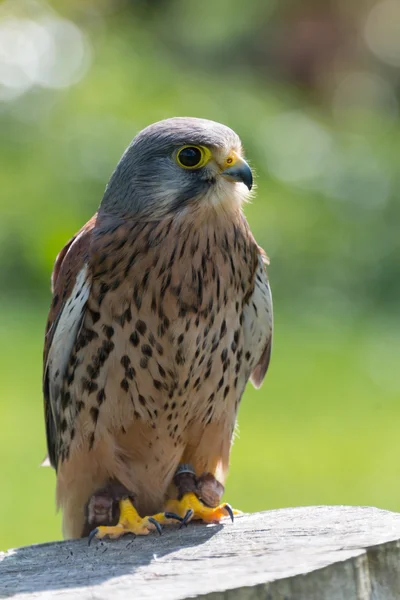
[165, 492, 240, 525]
[88, 498, 182, 545]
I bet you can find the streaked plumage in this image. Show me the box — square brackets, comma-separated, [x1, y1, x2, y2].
[43, 117, 273, 539]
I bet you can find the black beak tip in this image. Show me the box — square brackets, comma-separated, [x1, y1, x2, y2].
[222, 163, 253, 191]
[243, 170, 253, 191]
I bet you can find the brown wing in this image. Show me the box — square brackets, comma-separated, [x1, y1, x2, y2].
[43, 216, 96, 469]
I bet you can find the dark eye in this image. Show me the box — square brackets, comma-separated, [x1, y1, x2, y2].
[176, 145, 209, 169]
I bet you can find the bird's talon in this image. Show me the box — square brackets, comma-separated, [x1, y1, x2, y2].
[148, 517, 162, 535]
[165, 493, 237, 525]
[88, 527, 99, 546]
[164, 512, 184, 522]
[224, 504, 234, 522]
[179, 509, 194, 529]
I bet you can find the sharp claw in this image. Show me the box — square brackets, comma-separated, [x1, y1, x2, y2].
[180, 508, 194, 529]
[88, 527, 99, 546]
[224, 504, 234, 522]
[164, 511, 184, 522]
[148, 517, 162, 535]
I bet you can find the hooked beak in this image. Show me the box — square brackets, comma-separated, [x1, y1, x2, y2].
[221, 155, 253, 191]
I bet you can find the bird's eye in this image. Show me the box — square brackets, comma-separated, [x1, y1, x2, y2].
[176, 145, 210, 169]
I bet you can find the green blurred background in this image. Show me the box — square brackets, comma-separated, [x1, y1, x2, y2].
[1, 0, 400, 551]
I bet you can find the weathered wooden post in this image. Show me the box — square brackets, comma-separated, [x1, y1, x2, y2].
[2, 506, 400, 599]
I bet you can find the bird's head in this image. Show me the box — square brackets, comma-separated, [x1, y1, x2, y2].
[100, 117, 253, 219]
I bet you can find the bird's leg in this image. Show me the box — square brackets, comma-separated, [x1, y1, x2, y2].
[86, 480, 183, 544]
[164, 464, 242, 525]
[197, 472, 226, 507]
[81, 481, 121, 537]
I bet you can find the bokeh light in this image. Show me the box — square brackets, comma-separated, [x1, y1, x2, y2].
[0, 1, 91, 102]
[365, 0, 400, 67]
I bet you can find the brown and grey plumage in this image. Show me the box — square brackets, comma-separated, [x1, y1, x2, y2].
[43, 117, 273, 540]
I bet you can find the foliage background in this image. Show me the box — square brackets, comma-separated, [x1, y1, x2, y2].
[1, 0, 399, 551]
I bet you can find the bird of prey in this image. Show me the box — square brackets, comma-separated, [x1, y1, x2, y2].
[43, 117, 273, 542]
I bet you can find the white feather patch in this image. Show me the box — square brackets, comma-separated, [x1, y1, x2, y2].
[243, 256, 273, 388]
[47, 264, 90, 420]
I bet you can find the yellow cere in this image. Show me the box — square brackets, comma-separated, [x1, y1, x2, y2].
[223, 151, 239, 169]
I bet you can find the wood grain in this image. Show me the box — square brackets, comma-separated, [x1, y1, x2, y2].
[2, 506, 400, 599]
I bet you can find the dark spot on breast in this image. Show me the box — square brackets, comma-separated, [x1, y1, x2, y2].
[130, 331, 140, 347]
[81, 378, 98, 395]
[119, 306, 132, 326]
[97, 389, 105, 405]
[89, 432, 95, 450]
[153, 379, 162, 390]
[120, 379, 129, 392]
[178, 306, 188, 318]
[86, 364, 99, 379]
[126, 367, 135, 380]
[175, 348, 185, 365]
[220, 319, 227, 339]
[60, 419, 67, 433]
[121, 355, 130, 369]
[136, 320, 147, 335]
[90, 407, 99, 424]
[142, 344, 153, 357]
[103, 340, 115, 354]
[139, 395, 146, 406]
[103, 325, 114, 339]
[140, 357, 149, 369]
[224, 385, 230, 399]
[133, 285, 142, 310]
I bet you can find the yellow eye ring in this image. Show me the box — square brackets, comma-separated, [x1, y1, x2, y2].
[176, 145, 211, 170]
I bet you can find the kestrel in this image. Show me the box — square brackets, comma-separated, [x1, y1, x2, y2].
[43, 117, 273, 542]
